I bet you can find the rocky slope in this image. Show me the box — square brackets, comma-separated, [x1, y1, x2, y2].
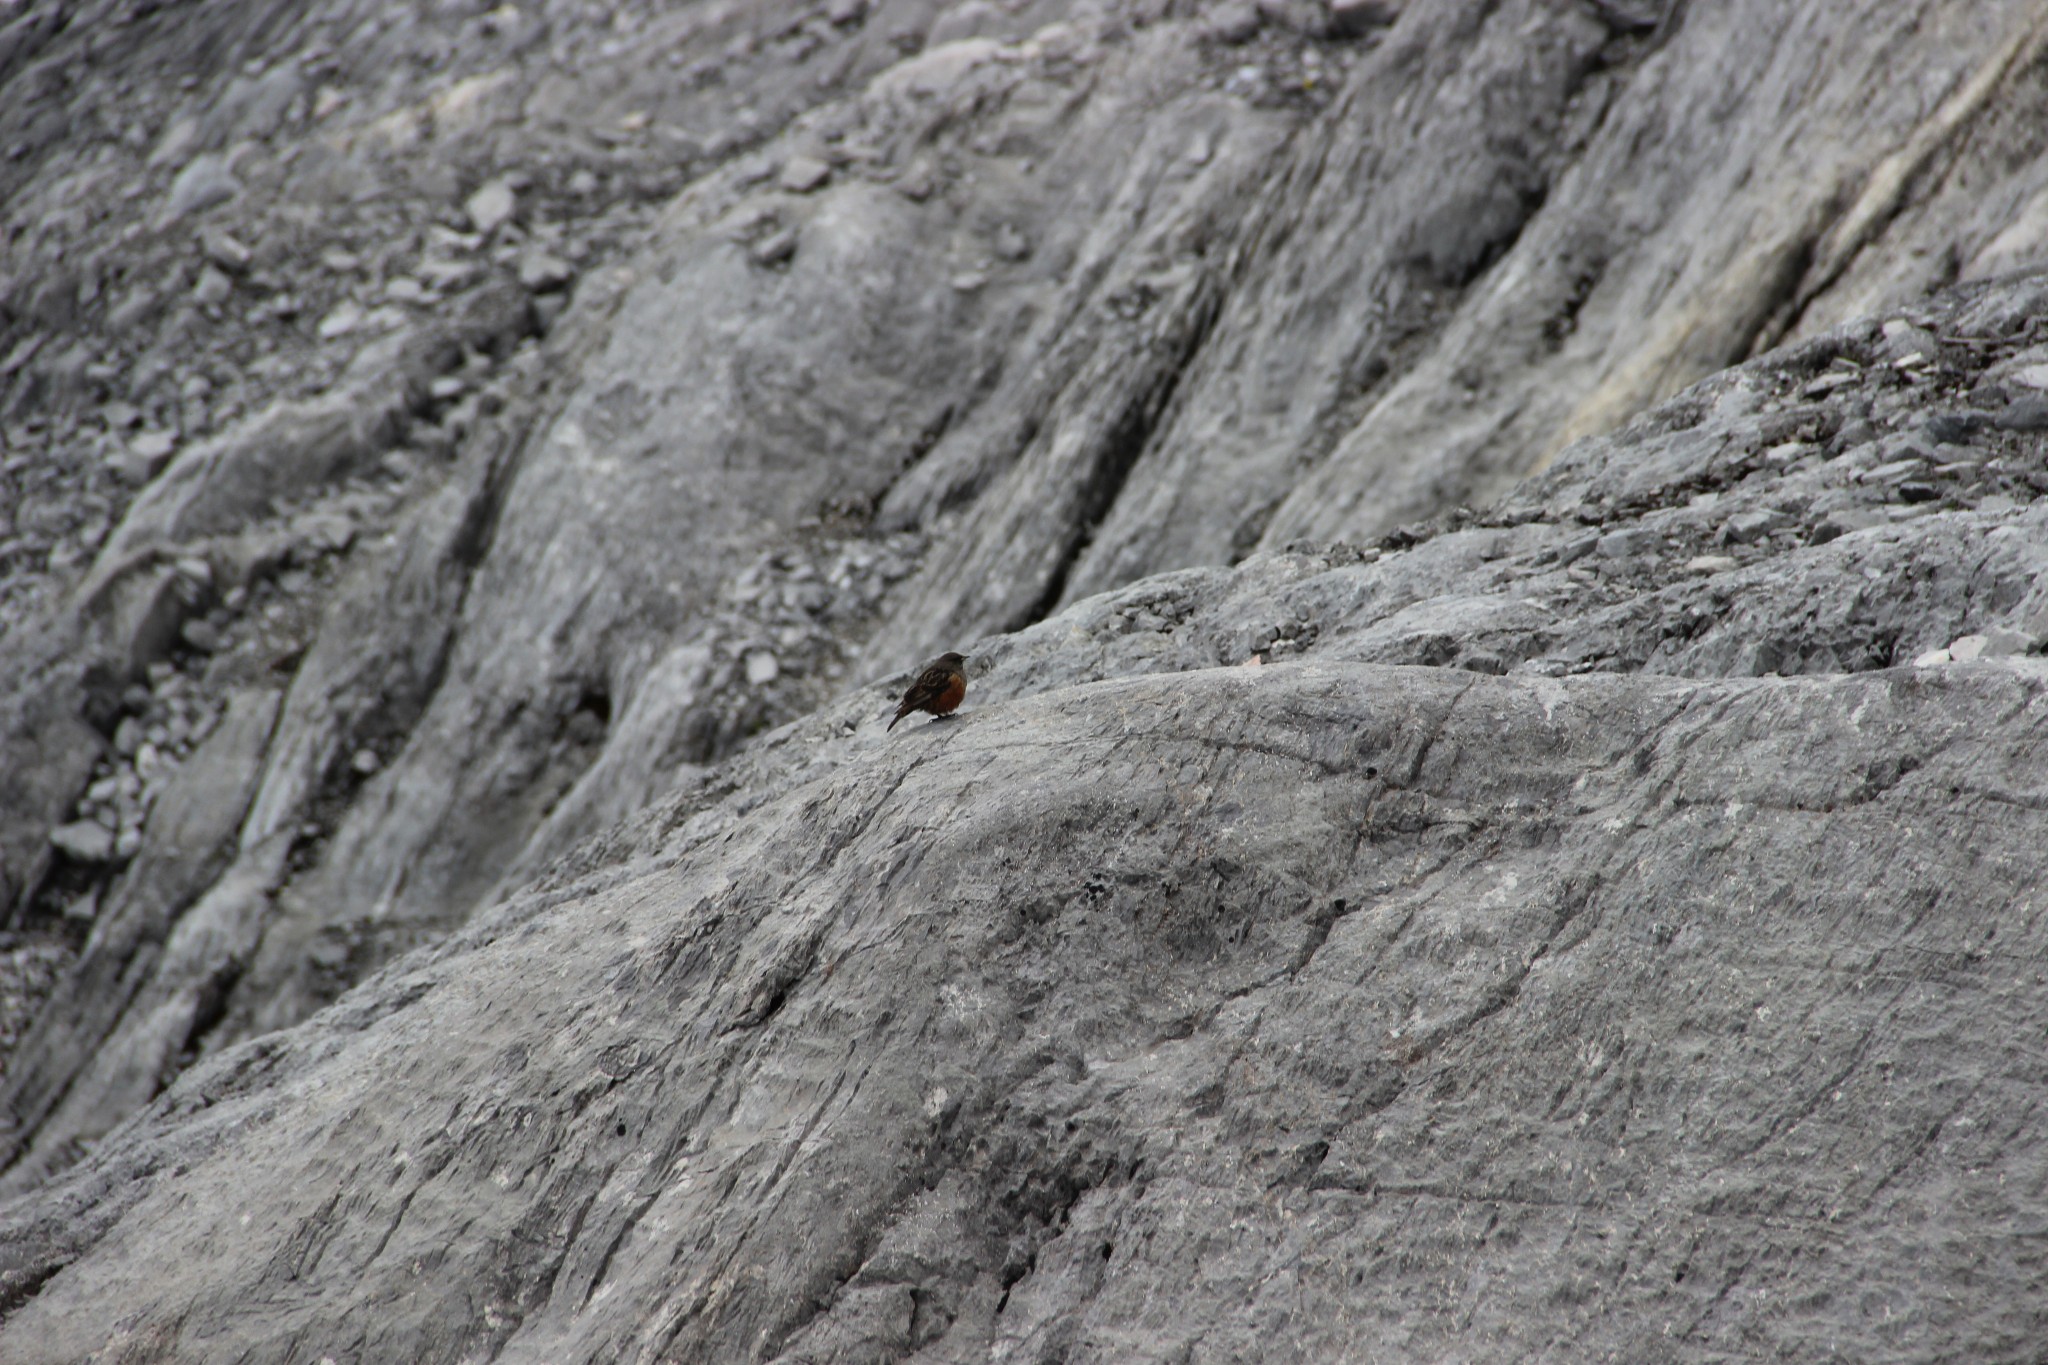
[4, 273, 2048, 1359]
[3, 0, 2048, 1358]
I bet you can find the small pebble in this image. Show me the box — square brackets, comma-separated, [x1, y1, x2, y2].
[752, 228, 798, 266]
[1859, 458, 1925, 485]
[1201, 1, 1261, 43]
[1597, 529, 1652, 558]
[193, 265, 234, 306]
[181, 618, 226, 653]
[464, 178, 518, 235]
[50, 820, 115, 862]
[517, 251, 575, 293]
[1718, 511, 1781, 545]
[317, 302, 363, 339]
[1803, 371, 1859, 397]
[778, 156, 832, 194]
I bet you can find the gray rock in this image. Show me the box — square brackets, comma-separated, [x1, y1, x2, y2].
[778, 155, 833, 194]
[1994, 395, 2048, 431]
[1327, 0, 1400, 35]
[1861, 457, 1928, 484]
[1881, 317, 1939, 362]
[464, 179, 519, 236]
[45, 821, 112, 863]
[90, 280, 531, 565]
[159, 153, 239, 223]
[128, 429, 176, 466]
[8, 656, 2048, 1362]
[1595, 527, 1652, 557]
[314, 301, 361, 338]
[5, 3, 2048, 1359]
[1920, 410, 1989, 444]
[1201, 2, 1263, 43]
[1947, 627, 2034, 661]
[751, 225, 799, 266]
[516, 250, 574, 293]
[1717, 509, 1782, 544]
[2, 689, 281, 1190]
[110, 429, 177, 486]
[177, 618, 225, 653]
[190, 266, 232, 307]
[197, 228, 252, 273]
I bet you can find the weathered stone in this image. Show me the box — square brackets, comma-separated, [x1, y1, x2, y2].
[751, 226, 799, 266]
[1326, 0, 1399, 36]
[1596, 527, 1653, 557]
[1, 689, 281, 1192]
[3, 3, 2048, 1359]
[1995, 395, 2048, 431]
[2003, 361, 2048, 391]
[515, 250, 573, 293]
[1947, 627, 2034, 661]
[45, 822, 112, 863]
[314, 301, 361, 338]
[191, 266, 233, 307]
[778, 155, 832, 194]
[1717, 509, 1782, 544]
[159, 153, 239, 223]
[8, 655, 2048, 1361]
[1203, 2, 1263, 43]
[197, 228, 251, 273]
[463, 178, 518, 235]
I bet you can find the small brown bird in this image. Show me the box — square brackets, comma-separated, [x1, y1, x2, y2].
[888, 651, 969, 730]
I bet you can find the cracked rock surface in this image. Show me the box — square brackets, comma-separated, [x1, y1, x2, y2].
[3, 0, 2048, 1358]
[4, 271, 2048, 1357]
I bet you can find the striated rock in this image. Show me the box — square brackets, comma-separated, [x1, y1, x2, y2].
[4, 630, 2048, 1359]
[2, 0, 2048, 1357]
[4, 258, 2048, 1352]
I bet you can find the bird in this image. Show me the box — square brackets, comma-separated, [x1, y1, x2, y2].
[888, 651, 968, 730]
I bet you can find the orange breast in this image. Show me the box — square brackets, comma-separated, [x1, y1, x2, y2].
[930, 674, 967, 715]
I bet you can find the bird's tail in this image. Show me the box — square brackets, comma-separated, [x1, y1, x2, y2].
[887, 707, 905, 731]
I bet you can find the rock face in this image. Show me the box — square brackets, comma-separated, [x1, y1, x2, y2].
[3, 0, 2048, 1358]
[4, 268, 2048, 1357]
